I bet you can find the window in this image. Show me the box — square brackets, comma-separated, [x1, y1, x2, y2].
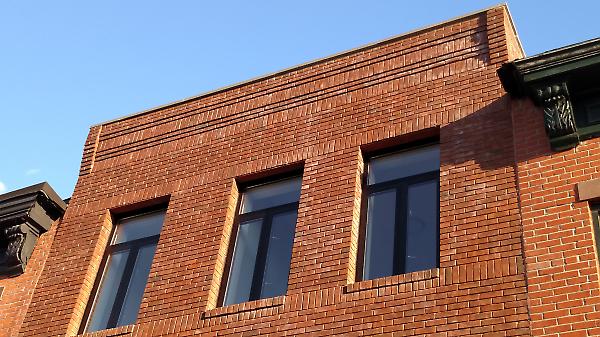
[82, 210, 165, 333]
[223, 176, 301, 306]
[590, 206, 600, 262]
[361, 144, 439, 281]
[574, 89, 600, 132]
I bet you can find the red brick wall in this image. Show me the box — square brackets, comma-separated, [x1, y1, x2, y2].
[512, 98, 600, 336]
[0, 222, 58, 337]
[18, 5, 533, 337]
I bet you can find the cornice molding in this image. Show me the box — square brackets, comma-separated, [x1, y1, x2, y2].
[498, 38, 600, 151]
[0, 182, 66, 276]
[499, 38, 600, 96]
[513, 38, 600, 78]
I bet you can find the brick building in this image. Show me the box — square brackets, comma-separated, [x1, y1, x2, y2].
[499, 38, 600, 336]
[0, 183, 66, 337]
[2, 4, 600, 337]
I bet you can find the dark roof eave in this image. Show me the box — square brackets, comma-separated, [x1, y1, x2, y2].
[499, 37, 600, 95]
[0, 182, 67, 221]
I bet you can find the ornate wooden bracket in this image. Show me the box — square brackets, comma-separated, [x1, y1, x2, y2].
[498, 37, 600, 151]
[0, 183, 66, 276]
[532, 83, 580, 150]
[534, 83, 577, 137]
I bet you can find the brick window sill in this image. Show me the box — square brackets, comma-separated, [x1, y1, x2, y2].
[76, 324, 134, 337]
[203, 295, 285, 319]
[345, 268, 439, 293]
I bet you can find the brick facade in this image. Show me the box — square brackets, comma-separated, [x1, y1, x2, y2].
[6, 4, 598, 337]
[512, 99, 600, 336]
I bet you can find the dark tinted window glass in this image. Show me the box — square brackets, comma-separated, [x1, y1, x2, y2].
[224, 176, 301, 306]
[405, 180, 438, 273]
[368, 145, 439, 185]
[591, 207, 600, 265]
[117, 244, 157, 326]
[113, 212, 164, 244]
[224, 219, 263, 306]
[87, 250, 130, 332]
[84, 210, 165, 333]
[362, 144, 439, 281]
[585, 99, 600, 124]
[574, 92, 600, 128]
[260, 210, 297, 298]
[363, 190, 396, 280]
[241, 178, 302, 213]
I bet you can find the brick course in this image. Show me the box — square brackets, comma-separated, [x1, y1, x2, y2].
[13, 5, 544, 337]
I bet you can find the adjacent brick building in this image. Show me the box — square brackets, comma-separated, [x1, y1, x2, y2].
[2, 4, 600, 337]
[500, 38, 600, 336]
[0, 183, 66, 337]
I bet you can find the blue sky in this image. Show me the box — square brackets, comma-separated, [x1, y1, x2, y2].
[1, 1, 598, 198]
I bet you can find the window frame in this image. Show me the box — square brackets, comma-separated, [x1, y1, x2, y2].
[590, 205, 600, 260]
[573, 88, 600, 140]
[219, 174, 302, 307]
[357, 142, 440, 282]
[79, 207, 166, 334]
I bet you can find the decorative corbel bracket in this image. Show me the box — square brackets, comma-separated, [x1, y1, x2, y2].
[497, 37, 600, 152]
[0, 182, 66, 276]
[532, 82, 580, 151]
[0, 222, 39, 275]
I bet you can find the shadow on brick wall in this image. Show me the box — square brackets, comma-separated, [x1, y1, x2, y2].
[440, 96, 516, 171]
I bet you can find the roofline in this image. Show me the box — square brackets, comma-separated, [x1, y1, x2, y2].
[498, 37, 600, 96]
[93, 3, 510, 128]
[502, 3, 526, 58]
[513, 37, 600, 71]
[0, 182, 67, 211]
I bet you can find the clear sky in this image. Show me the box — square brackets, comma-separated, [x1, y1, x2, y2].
[1, 1, 598, 198]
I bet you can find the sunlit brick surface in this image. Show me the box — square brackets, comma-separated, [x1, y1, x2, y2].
[14, 6, 549, 337]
